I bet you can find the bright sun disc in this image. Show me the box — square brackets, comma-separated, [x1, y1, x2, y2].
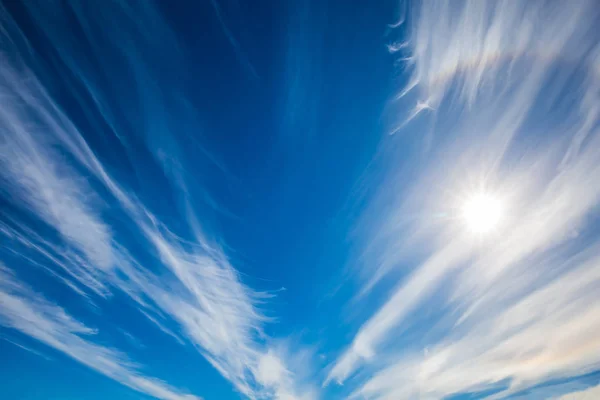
[461, 192, 503, 234]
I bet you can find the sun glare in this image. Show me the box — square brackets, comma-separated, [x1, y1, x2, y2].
[461, 192, 503, 234]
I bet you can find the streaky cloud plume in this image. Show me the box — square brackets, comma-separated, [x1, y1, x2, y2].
[209, 0, 259, 78]
[0, 264, 200, 400]
[1, 336, 52, 361]
[558, 384, 600, 400]
[0, 1, 313, 399]
[327, 1, 600, 399]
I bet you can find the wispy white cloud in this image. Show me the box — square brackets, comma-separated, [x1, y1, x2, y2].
[0, 63, 114, 274]
[255, 340, 322, 400]
[558, 384, 600, 400]
[0, 2, 314, 399]
[1, 335, 52, 361]
[0, 264, 200, 400]
[349, 246, 600, 399]
[327, 0, 600, 398]
[209, 0, 259, 78]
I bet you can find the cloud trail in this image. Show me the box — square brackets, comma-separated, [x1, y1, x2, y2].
[558, 384, 600, 400]
[327, 0, 600, 398]
[209, 0, 259, 78]
[0, 264, 200, 400]
[0, 2, 312, 399]
[1, 336, 52, 361]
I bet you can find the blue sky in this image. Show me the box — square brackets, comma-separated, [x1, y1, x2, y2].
[1, 0, 600, 399]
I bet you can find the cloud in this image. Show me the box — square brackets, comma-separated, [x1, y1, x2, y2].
[0, 264, 200, 400]
[255, 342, 321, 400]
[1, 336, 52, 361]
[209, 0, 259, 78]
[349, 246, 600, 399]
[327, 0, 600, 398]
[558, 384, 600, 400]
[0, 2, 313, 399]
[0, 64, 114, 273]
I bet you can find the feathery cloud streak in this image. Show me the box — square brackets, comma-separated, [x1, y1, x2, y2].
[0, 2, 310, 399]
[558, 384, 600, 400]
[0, 264, 200, 400]
[327, 1, 600, 398]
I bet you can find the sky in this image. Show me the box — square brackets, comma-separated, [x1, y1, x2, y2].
[0, 0, 599, 399]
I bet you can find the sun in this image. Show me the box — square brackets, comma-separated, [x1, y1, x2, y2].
[461, 192, 504, 234]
